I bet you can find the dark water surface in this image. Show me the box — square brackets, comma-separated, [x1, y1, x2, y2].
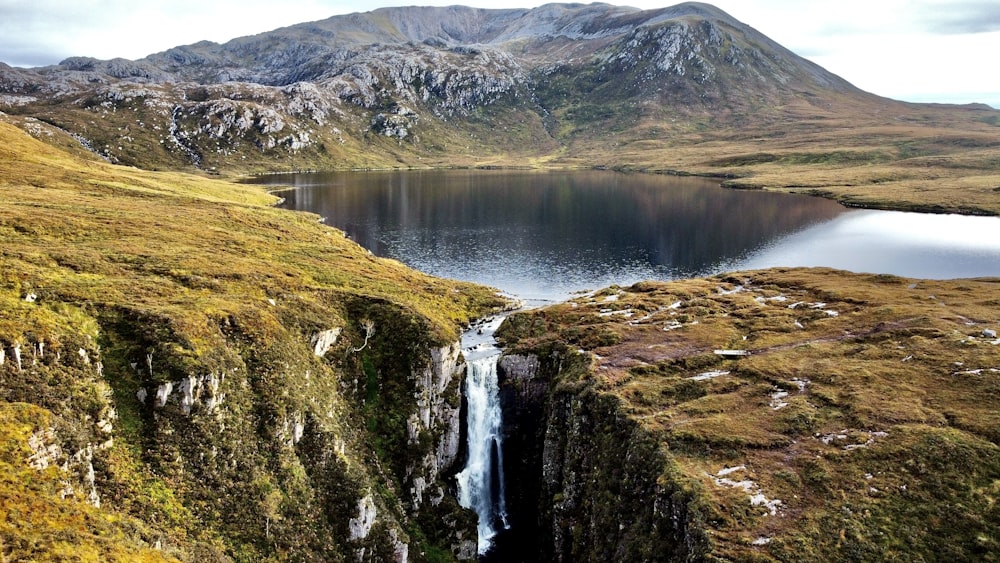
[255, 169, 1000, 304]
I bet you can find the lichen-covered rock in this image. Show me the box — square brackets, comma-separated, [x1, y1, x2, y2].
[349, 493, 378, 540]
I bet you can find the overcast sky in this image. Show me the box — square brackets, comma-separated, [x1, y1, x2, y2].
[1, 0, 998, 106]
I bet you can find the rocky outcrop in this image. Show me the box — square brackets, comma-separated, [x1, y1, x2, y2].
[0, 293, 483, 561]
[0, 3, 873, 172]
[311, 327, 342, 356]
[142, 372, 226, 416]
[406, 342, 465, 508]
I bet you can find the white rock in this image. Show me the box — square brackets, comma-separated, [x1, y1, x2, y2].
[770, 389, 790, 410]
[27, 427, 61, 470]
[293, 419, 305, 444]
[389, 528, 409, 563]
[178, 376, 200, 415]
[715, 477, 755, 491]
[750, 493, 782, 515]
[202, 372, 224, 413]
[311, 328, 342, 356]
[154, 382, 173, 408]
[691, 370, 730, 381]
[716, 465, 746, 477]
[349, 494, 377, 540]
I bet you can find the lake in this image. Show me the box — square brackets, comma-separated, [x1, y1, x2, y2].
[254, 169, 1000, 305]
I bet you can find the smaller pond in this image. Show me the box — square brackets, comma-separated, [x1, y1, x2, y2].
[255, 169, 1000, 304]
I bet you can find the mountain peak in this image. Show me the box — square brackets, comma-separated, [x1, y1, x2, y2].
[0, 2, 886, 172]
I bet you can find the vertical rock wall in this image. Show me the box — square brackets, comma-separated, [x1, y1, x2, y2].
[1, 294, 482, 562]
[497, 351, 710, 562]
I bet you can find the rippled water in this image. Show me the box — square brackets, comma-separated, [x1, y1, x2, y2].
[255, 169, 1000, 304]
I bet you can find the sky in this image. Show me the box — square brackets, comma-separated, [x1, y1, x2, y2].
[1, 0, 998, 107]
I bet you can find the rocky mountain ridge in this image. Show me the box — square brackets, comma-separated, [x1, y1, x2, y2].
[5, 3, 844, 88]
[0, 2, 879, 175]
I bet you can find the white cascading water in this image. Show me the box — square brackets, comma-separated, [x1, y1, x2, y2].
[457, 317, 510, 555]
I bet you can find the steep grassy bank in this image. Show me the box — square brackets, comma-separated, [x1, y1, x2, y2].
[496, 268, 1000, 561]
[0, 121, 506, 561]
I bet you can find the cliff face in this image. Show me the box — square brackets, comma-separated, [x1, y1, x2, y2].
[0, 121, 505, 561]
[2, 298, 475, 561]
[496, 351, 710, 562]
[495, 270, 1000, 561]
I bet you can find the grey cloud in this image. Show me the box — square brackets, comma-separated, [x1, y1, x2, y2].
[918, 1, 1000, 34]
[0, 43, 70, 68]
[0, 1, 135, 67]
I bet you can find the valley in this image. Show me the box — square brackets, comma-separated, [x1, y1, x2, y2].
[1, 2, 999, 562]
[2, 3, 999, 214]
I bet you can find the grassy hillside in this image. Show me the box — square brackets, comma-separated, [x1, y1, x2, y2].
[498, 268, 1000, 560]
[0, 120, 500, 337]
[8, 87, 999, 216]
[550, 94, 1000, 215]
[0, 120, 505, 561]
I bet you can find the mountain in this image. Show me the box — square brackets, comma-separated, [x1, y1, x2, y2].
[3, 2, 998, 215]
[2, 5, 1000, 562]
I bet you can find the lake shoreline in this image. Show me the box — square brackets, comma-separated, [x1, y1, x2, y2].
[242, 164, 1000, 218]
[254, 169, 1000, 305]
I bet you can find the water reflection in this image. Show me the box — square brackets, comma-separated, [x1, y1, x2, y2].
[257, 170, 1000, 303]
[738, 210, 1000, 278]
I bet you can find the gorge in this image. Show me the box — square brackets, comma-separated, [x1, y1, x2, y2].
[267, 168, 1000, 559]
[1, 1, 1000, 562]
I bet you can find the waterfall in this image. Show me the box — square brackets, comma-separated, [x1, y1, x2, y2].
[457, 319, 510, 555]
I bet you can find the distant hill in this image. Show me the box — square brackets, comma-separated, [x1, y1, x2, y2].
[1, 6, 999, 562]
[2, 2, 999, 214]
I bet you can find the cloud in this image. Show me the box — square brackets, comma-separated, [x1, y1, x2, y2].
[0, 46, 61, 68]
[917, 1, 1000, 34]
[0, 1, 140, 65]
